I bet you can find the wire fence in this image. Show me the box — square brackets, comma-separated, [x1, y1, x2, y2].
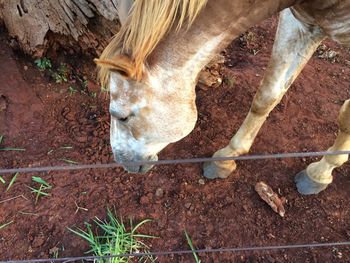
[0, 150, 350, 174]
[1, 149, 350, 262]
[2, 241, 350, 263]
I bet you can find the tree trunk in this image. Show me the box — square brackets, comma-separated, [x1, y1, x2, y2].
[0, 0, 122, 57]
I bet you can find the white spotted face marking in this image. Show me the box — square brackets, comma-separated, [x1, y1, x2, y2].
[107, 32, 227, 173]
[108, 70, 197, 173]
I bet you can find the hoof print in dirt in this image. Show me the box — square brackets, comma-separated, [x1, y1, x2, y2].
[255, 181, 286, 217]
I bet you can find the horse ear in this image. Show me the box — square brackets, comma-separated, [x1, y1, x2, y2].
[94, 55, 136, 79]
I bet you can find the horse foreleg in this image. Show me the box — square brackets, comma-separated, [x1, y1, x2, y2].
[295, 100, 350, 194]
[203, 8, 325, 179]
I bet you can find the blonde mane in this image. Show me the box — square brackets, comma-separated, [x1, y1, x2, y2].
[96, 0, 208, 88]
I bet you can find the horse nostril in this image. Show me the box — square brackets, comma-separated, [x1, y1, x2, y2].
[110, 108, 135, 123]
[118, 116, 129, 122]
[117, 112, 135, 123]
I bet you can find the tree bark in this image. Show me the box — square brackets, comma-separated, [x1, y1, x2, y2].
[0, 0, 122, 57]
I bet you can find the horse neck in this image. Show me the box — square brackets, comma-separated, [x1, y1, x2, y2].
[146, 0, 298, 87]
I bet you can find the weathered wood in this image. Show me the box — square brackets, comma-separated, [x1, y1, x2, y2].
[0, 0, 122, 56]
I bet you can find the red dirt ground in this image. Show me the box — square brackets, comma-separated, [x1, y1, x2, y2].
[0, 17, 350, 262]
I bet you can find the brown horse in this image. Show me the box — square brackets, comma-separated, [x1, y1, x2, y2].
[96, 0, 350, 195]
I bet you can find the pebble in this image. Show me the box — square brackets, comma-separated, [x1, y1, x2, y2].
[185, 202, 192, 209]
[24, 65, 28, 71]
[198, 179, 205, 185]
[75, 136, 88, 143]
[155, 188, 164, 198]
[140, 196, 149, 204]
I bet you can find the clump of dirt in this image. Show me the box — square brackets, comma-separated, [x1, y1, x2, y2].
[0, 17, 350, 263]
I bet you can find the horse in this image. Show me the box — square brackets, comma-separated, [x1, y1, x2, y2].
[95, 0, 350, 195]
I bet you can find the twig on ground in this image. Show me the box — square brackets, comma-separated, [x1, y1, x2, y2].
[18, 211, 39, 216]
[74, 201, 88, 214]
[0, 194, 28, 204]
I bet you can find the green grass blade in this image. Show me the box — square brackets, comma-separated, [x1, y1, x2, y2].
[32, 176, 51, 187]
[67, 227, 94, 243]
[28, 186, 50, 196]
[0, 221, 13, 230]
[133, 234, 157, 239]
[184, 230, 201, 263]
[0, 176, 5, 184]
[0, 135, 3, 144]
[0, 148, 25, 151]
[131, 219, 153, 234]
[6, 172, 19, 192]
[27, 186, 37, 193]
[58, 158, 78, 164]
[32, 190, 50, 197]
[60, 146, 73, 150]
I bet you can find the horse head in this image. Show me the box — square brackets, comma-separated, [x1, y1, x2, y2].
[95, 55, 197, 173]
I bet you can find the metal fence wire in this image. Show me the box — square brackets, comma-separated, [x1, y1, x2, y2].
[1, 150, 350, 174]
[2, 241, 350, 263]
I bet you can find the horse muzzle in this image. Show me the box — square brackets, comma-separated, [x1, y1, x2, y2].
[115, 154, 158, 174]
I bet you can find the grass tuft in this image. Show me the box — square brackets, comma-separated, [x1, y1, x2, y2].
[52, 63, 69, 83]
[34, 57, 52, 70]
[68, 86, 78, 95]
[69, 209, 156, 262]
[28, 176, 52, 204]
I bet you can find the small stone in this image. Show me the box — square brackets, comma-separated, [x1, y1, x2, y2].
[267, 233, 276, 239]
[24, 65, 28, 71]
[336, 251, 343, 259]
[198, 179, 205, 185]
[199, 215, 206, 221]
[155, 188, 164, 198]
[184, 202, 192, 209]
[75, 136, 88, 143]
[28, 246, 33, 253]
[242, 204, 249, 212]
[140, 196, 149, 204]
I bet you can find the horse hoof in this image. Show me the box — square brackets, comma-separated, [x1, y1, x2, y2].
[294, 170, 328, 195]
[202, 161, 235, 179]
